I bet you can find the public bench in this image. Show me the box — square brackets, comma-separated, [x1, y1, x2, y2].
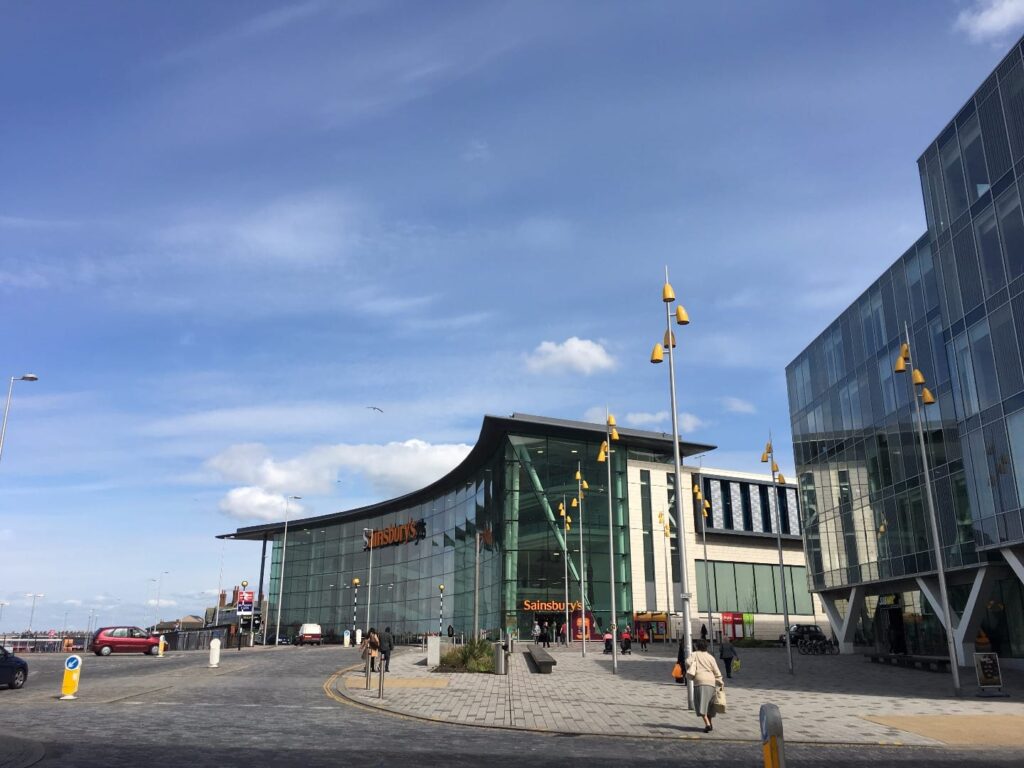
[526, 645, 557, 674]
[865, 653, 951, 672]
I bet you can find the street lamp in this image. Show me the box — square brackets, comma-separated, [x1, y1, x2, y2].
[894, 325, 960, 696]
[650, 267, 695, 709]
[596, 409, 621, 674]
[25, 593, 44, 634]
[438, 584, 445, 637]
[363, 527, 374, 631]
[657, 513, 673, 641]
[574, 464, 589, 656]
[690, 482, 715, 655]
[274, 495, 302, 647]
[558, 497, 572, 647]
[352, 578, 361, 637]
[761, 437, 794, 674]
[0, 374, 39, 466]
[0, 601, 8, 631]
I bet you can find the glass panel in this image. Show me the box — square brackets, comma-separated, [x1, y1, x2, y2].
[1007, 410, 1024, 508]
[969, 319, 1000, 410]
[975, 207, 1006, 296]
[997, 188, 1024, 281]
[714, 561, 738, 613]
[753, 563, 776, 613]
[941, 132, 969, 220]
[960, 113, 990, 202]
[735, 563, 757, 613]
[954, 333, 981, 418]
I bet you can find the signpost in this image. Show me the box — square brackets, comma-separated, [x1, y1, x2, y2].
[974, 652, 1009, 697]
[60, 655, 82, 700]
[238, 581, 254, 647]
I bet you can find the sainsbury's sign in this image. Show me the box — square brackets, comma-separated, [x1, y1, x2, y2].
[363, 519, 427, 550]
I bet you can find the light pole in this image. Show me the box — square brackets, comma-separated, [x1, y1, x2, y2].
[658, 513, 672, 641]
[650, 266, 695, 709]
[0, 601, 8, 630]
[438, 584, 445, 637]
[274, 495, 301, 646]
[363, 528, 374, 631]
[575, 464, 589, 656]
[558, 496, 572, 646]
[214, 538, 225, 626]
[895, 325, 960, 696]
[0, 373, 38, 466]
[596, 409, 621, 673]
[690, 486, 715, 655]
[761, 438, 794, 675]
[25, 593, 44, 634]
[352, 578, 360, 638]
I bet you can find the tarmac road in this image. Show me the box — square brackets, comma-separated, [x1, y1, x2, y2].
[2, 645, 1020, 767]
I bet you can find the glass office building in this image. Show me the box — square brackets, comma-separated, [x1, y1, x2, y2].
[786, 36, 1024, 663]
[221, 413, 818, 642]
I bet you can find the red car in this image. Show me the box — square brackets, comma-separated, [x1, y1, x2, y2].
[90, 626, 161, 656]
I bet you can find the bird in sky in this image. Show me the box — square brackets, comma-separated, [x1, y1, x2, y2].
[367, 406, 383, 413]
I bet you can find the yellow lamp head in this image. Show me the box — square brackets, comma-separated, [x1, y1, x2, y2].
[765, 440, 772, 453]
[921, 386, 936, 405]
[771, 461, 779, 473]
[662, 281, 675, 303]
[777, 473, 787, 485]
[760, 451, 768, 463]
[703, 499, 711, 511]
[894, 355, 907, 373]
[582, 479, 590, 490]
[607, 413, 617, 427]
[575, 469, 581, 481]
[676, 305, 690, 325]
[900, 342, 910, 359]
[597, 449, 606, 463]
[912, 368, 926, 386]
[650, 343, 664, 364]
[571, 497, 578, 508]
[664, 329, 676, 348]
[692, 484, 700, 494]
[352, 577, 361, 586]
[610, 426, 620, 441]
[695, 491, 702, 501]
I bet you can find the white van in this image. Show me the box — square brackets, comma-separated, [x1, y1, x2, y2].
[296, 623, 322, 646]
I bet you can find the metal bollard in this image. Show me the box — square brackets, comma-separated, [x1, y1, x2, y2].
[759, 703, 787, 768]
[209, 638, 221, 668]
[378, 661, 384, 699]
[365, 652, 371, 690]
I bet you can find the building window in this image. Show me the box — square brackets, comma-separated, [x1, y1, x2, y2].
[975, 207, 1006, 297]
[640, 470, 655, 582]
[941, 132, 970, 221]
[960, 113, 990, 202]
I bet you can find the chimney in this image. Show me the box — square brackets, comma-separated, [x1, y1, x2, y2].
[219, 590, 227, 608]
[231, 586, 239, 605]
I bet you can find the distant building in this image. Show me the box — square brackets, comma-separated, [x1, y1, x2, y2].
[787, 35, 1024, 665]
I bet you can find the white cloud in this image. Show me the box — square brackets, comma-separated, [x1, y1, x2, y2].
[955, 0, 1024, 43]
[678, 413, 706, 434]
[218, 487, 304, 522]
[525, 337, 616, 375]
[146, 599, 178, 607]
[720, 396, 756, 414]
[624, 411, 669, 427]
[462, 138, 491, 162]
[63, 599, 83, 607]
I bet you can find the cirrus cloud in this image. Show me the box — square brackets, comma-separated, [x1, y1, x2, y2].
[525, 337, 615, 375]
[955, 0, 1024, 43]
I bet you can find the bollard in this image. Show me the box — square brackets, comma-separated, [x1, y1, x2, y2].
[209, 638, 221, 668]
[158, 635, 167, 659]
[378, 660, 384, 699]
[60, 655, 82, 700]
[759, 703, 787, 768]
[365, 651, 371, 690]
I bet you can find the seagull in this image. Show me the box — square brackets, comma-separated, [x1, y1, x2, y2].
[367, 406, 383, 413]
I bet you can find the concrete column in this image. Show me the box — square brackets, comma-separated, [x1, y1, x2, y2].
[917, 567, 995, 666]
[1003, 546, 1024, 586]
[819, 585, 863, 654]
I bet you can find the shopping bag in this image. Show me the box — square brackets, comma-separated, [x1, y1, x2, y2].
[731, 658, 741, 673]
[671, 662, 683, 680]
[713, 686, 727, 714]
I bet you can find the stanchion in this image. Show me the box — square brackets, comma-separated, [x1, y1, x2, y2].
[209, 638, 221, 668]
[759, 703, 786, 768]
[365, 651, 371, 690]
[378, 661, 384, 699]
[60, 655, 82, 700]
[158, 635, 167, 658]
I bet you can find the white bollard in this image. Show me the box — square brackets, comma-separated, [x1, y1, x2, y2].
[759, 703, 787, 768]
[209, 638, 221, 668]
[157, 635, 167, 658]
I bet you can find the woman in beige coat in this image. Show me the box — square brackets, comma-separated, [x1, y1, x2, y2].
[685, 638, 724, 732]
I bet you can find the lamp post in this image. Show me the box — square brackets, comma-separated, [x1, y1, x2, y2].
[650, 266, 695, 709]
[558, 496, 572, 646]
[0, 601, 8, 630]
[274, 495, 301, 647]
[691, 483, 715, 655]
[25, 593, 44, 634]
[574, 464, 589, 656]
[0, 374, 39, 466]
[352, 578, 361, 637]
[363, 528, 374, 631]
[761, 438, 794, 674]
[438, 584, 445, 637]
[657, 513, 672, 631]
[596, 410, 620, 674]
[895, 324, 960, 696]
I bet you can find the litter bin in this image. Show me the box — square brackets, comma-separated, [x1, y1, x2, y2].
[493, 641, 507, 675]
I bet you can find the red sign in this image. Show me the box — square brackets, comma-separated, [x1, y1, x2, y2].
[238, 591, 254, 603]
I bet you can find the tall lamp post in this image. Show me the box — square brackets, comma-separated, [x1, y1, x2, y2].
[596, 410, 621, 674]
[559, 497, 572, 646]
[0, 373, 39, 466]
[761, 438, 794, 674]
[25, 593, 43, 634]
[650, 267, 695, 709]
[691, 483, 715, 654]
[895, 326, 960, 695]
[574, 464, 589, 656]
[0, 601, 8, 631]
[274, 495, 302, 646]
[352, 578, 361, 637]
[363, 528, 374, 631]
[657, 513, 672, 635]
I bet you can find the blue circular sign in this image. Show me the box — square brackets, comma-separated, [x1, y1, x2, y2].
[65, 655, 81, 671]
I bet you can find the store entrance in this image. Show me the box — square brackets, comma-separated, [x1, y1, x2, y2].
[532, 613, 561, 645]
[876, 600, 906, 654]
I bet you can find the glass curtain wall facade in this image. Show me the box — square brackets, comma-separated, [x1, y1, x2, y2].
[256, 417, 648, 642]
[787, 36, 1024, 658]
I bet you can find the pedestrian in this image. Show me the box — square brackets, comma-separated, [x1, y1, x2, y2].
[559, 622, 567, 645]
[361, 627, 380, 672]
[532, 621, 541, 644]
[685, 638, 724, 733]
[447, 624, 455, 640]
[719, 637, 738, 678]
[381, 626, 394, 673]
[541, 622, 551, 648]
[700, 624, 708, 642]
[638, 625, 649, 652]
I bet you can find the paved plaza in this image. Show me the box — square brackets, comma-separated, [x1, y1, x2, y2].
[337, 642, 1024, 746]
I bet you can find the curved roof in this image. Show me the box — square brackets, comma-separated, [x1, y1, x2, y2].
[219, 412, 715, 541]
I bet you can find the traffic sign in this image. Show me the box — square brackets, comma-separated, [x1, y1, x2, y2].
[237, 590, 255, 615]
[61, 654, 82, 700]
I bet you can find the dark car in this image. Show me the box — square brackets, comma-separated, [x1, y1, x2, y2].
[0, 646, 28, 689]
[90, 626, 161, 656]
[778, 624, 826, 644]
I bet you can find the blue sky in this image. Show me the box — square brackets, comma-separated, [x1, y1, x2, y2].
[3, 0, 1024, 633]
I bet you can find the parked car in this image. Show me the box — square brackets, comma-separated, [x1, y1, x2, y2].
[0, 646, 28, 689]
[255, 632, 290, 645]
[778, 624, 826, 645]
[295, 623, 322, 646]
[90, 626, 161, 656]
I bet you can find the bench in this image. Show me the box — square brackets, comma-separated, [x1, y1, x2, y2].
[865, 653, 951, 672]
[526, 645, 557, 674]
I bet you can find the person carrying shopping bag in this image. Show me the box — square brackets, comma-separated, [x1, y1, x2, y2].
[685, 638, 724, 733]
[719, 638, 738, 678]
